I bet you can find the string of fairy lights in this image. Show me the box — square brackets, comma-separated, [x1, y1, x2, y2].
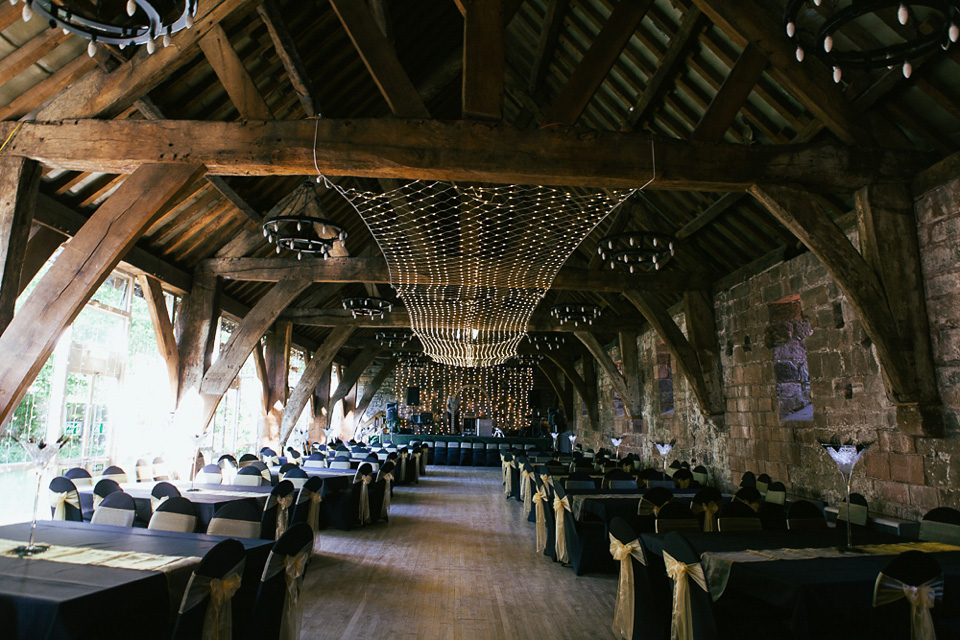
[337, 181, 633, 367]
[393, 360, 535, 434]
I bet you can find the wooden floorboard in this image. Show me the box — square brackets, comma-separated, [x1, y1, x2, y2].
[300, 466, 617, 639]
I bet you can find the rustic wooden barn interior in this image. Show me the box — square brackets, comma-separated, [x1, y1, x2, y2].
[3, 0, 960, 637]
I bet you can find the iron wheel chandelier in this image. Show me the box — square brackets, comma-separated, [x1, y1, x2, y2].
[20, 0, 198, 56]
[597, 231, 675, 273]
[550, 304, 602, 327]
[526, 334, 566, 351]
[342, 297, 392, 319]
[375, 331, 411, 349]
[784, 0, 960, 82]
[261, 182, 346, 260]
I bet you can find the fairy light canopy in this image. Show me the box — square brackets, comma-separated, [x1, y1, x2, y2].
[336, 181, 633, 367]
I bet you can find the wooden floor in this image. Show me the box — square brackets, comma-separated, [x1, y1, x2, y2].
[300, 466, 617, 640]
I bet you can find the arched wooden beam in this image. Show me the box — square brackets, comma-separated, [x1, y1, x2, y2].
[750, 183, 941, 436]
[538, 362, 572, 419]
[326, 347, 382, 423]
[574, 331, 642, 421]
[546, 354, 599, 432]
[353, 357, 398, 427]
[623, 290, 725, 417]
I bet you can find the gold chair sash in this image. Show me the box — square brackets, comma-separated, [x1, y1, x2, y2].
[521, 471, 534, 517]
[150, 494, 171, 513]
[553, 495, 571, 563]
[532, 488, 547, 553]
[504, 461, 516, 498]
[358, 475, 372, 524]
[412, 452, 421, 483]
[638, 497, 667, 517]
[381, 473, 393, 518]
[179, 559, 245, 640]
[280, 550, 309, 640]
[93, 493, 105, 511]
[873, 572, 943, 640]
[663, 551, 709, 640]
[609, 535, 646, 640]
[419, 449, 428, 474]
[399, 452, 408, 482]
[689, 502, 720, 532]
[275, 495, 293, 540]
[306, 492, 322, 542]
[264, 455, 279, 467]
[49, 490, 80, 521]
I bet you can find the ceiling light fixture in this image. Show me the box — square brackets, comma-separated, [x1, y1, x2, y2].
[597, 231, 675, 273]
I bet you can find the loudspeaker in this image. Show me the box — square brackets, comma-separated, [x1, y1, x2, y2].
[528, 389, 540, 409]
[406, 387, 420, 406]
[386, 403, 398, 422]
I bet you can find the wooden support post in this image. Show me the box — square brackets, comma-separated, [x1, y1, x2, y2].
[311, 367, 332, 442]
[856, 183, 942, 435]
[280, 326, 354, 445]
[750, 184, 933, 430]
[252, 342, 270, 415]
[546, 354, 599, 432]
[262, 319, 293, 445]
[0, 163, 203, 428]
[353, 357, 397, 428]
[176, 269, 222, 405]
[682, 290, 725, 417]
[199, 24, 274, 120]
[138, 274, 180, 401]
[575, 331, 642, 420]
[257, 0, 317, 117]
[618, 331, 644, 430]
[328, 347, 381, 410]
[0, 156, 41, 334]
[528, 0, 569, 94]
[462, 0, 504, 120]
[18, 227, 64, 295]
[544, 0, 654, 125]
[539, 362, 573, 419]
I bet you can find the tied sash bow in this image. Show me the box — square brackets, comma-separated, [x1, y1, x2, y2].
[275, 495, 293, 540]
[381, 473, 393, 518]
[553, 495, 571, 563]
[689, 501, 720, 532]
[280, 551, 309, 640]
[504, 461, 516, 498]
[412, 452, 421, 483]
[609, 535, 646, 640]
[306, 492, 323, 541]
[358, 475, 372, 524]
[663, 551, 709, 640]
[532, 488, 548, 553]
[150, 494, 171, 513]
[521, 470, 534, 516]
[178, 559, 245, 640]
[873, 572, 943, 640]
[49, 490, 80, 521]
[399, 452, 408, 482]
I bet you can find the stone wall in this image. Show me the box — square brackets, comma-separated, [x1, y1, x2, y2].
[575, 176, 960, 520]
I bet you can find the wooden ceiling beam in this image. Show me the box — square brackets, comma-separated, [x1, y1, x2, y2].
[330, 0, 430, 119]
[675, 192, 745, 240]
[690, 0, 871, 145]
[691, 43, 767, 144]
[622, 7, 707, 130]
[0, 29, 71, 87]
[575, 330, 641, 420]
[528, 0, 569, 94]
[543, 0, 654, 125]
[462, 0, 504, 120]
[0, 157, 42, 334]
[200, 255, 712, 292]
[199, 24, 274, 120]
[352, 356, 397, 427]
[5, 119, 926, 192]
[257, 0, 317, 117]
[138, 274, 181, 401]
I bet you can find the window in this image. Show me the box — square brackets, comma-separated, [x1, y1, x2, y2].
[767, 294, 814, 421]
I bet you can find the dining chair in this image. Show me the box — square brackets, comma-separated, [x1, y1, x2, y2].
[733, 486, 763, 512]
[639, 487, 674, 517]
[234, 466, 265, 486]
[197, 464, 223, 485]
[764, 480, 787, 505]
[717, 500, 762, 532]
[661, 532, 721, 640]
[64, 466, 93, 488]
[602, 468, 635, 489]
[692, 464, 709, 486]
[871, 550, 943, 639]
[260, 447, 280, 467]
[329, 458, 352, 470]
[471, 441, 486, 466]
[151, 456, 171, 481]
[262, 480, 296, 540]
[786, 499, 827, 531]
[691, 487, 723, 532]
[249, 523, 314, 640]
[655, 501, 701, 534]
[281, 467, 308, 489]
[609, 517, 667, 640]
[836, 492, 869, 527]
[919, 506, 960, 544]
[171, 538, 246, 640]
[218, 455, 239, 483]
[135, 458, 153, 482]
[292, 476, 323, 533]
[86, 478, 121, 520]
[90, 491, 136, 527]
[672, 468, 695, 490]
[285, 447, 302, 465]
[756, 473, 771, 496]
[49, 476, 83, 521]
[207, 498, 262, 538]
[101, 465, 128, 484]
[149, 496, 198, 532]
[248, 460, 272, 485]
[151, 481, 182, 512]
[739, 470, 757, 487]
[361, 453, 380, 473]
[238, 453, 258, 468]
[552, 483, 609, 575]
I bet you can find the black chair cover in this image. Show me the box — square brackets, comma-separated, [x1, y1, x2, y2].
[172, 538, 247, 640]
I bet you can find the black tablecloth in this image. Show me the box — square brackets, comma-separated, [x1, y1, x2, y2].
[577, 489, 703, 524]
[639, 530, 960, 639]
[0, 521, 273, 640]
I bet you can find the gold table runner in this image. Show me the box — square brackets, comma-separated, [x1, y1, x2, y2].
[0, 537, 201, 574]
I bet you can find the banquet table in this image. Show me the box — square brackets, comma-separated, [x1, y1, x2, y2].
[573, 488, 704, 523]
[638, 529, 960, 639]
[78, 482, 270, 531]
[0, 521, 273, 640]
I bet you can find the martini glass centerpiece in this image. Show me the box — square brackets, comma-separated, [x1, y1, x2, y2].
[611, 437, 623, 458]
[550, 431, 559, 451]
[653, 440, 675, 472]
[15, 435, 69, 556]
[568, 433, 577, 450]
[821, 441, 872, 552]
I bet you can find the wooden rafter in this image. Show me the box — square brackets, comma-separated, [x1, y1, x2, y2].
[199, 24, 274, 120]
[691, 43, 767, 143]
[574, 331, 641, 420]
[543, 0, 654, 125]
[138, 274, 180, 400]
[328, 347, 381, 410]
[0, 156, 41, 334]
[538, 362, 572, 419]
[353, 357, 398, 426]
[462, 0, 504, 120]
[546, 354, 598, 431]
[257, 0, 317, 117]
[528, 0, 569, 94]
[2, 119, 928, 192]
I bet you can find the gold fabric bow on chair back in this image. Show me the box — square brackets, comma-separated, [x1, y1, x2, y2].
[179, 560, 245, 640]
[553, 495, 571, 563]
[412, 452, 421, 482]
[663, 551, 709, 640]
[873, 571, 943, 640]
[689, 502, 720, 532]
[609, 535, 646, 640]
[532, 488, 548, 553]
[281, 550, 310, 640]
[504, 460, 516, 497]
[381, 472, 393, 518]
[358, 475, 372, 524]
[521, 470, 534, 517]
[49, 490, 80, 521]
[275, 495, 294, 540]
